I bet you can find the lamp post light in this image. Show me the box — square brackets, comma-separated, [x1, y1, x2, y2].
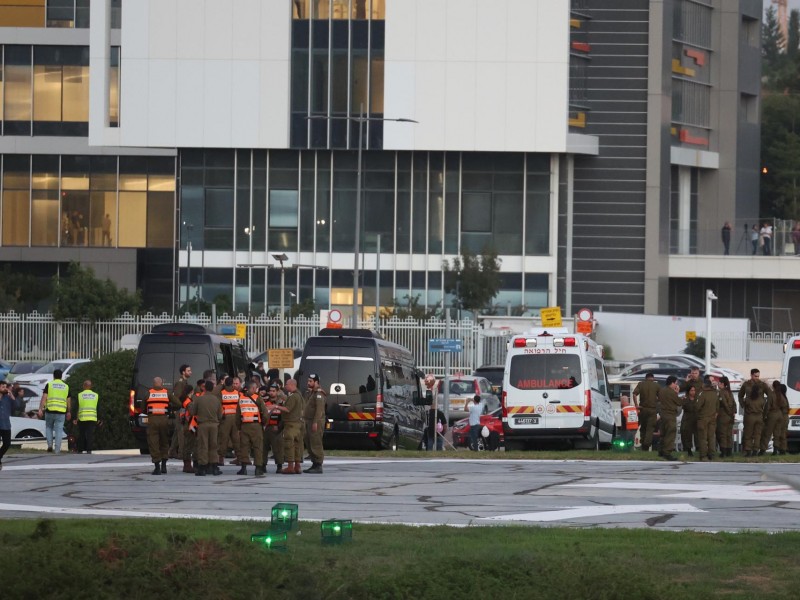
[705, 289, 717, 373]
[307, 107, 417, 325]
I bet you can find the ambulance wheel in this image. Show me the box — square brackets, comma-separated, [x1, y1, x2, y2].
[386, 427, 399, 452]
[599, 425, 615, 451]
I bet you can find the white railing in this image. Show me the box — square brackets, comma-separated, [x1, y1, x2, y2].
[0, 310, 794, 371]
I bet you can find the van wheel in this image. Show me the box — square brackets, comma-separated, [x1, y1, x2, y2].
[505, 440, 525, 452]
[599, 425, 615, 450]
[388, 428, 399, 452]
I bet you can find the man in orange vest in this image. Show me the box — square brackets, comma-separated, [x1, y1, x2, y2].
[145, 377, 178, 475]
[217, 377, 240, 467]
[620, 395, 639, 448]
[236, 382, 268, 476]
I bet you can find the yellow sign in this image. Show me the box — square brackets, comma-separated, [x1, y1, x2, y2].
[685, 331, 696, 342]
[236, 323, 247, 339]
[540, 307, 563, 328]
[268, 348, 295, 369]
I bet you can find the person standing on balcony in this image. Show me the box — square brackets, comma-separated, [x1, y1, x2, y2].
[750, 225, 759, 255]
[721, 221, 732, 255]
[760, 222, 773, 256]
[791, 223, 800, 256]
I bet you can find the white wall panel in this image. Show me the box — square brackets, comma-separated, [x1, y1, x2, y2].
[118, 59, 148, 147]
[203, 61, 233, 147]
[259, 1, 291, 60]
[383, 61, 416, 149]
[476, 0, 507, 62]
[413, 61, 447, 149]
[176, 0, 205, 60]
[474, 62, 506, 151]
[415, 0, 446, 61]
[203, 2, 233, 60]
[231, 61, 261, 147]
[536, 1, 570, 64]
[258, 60, 291, 147]
[446, 0, 477, 62]
[232, 0, 261, 60]
[175, 61, 205, 147]
[148, 0, 176, 59]
[385, 0, 416, 61]
[535, 63, 567, 149]
[505, 63, 537, 151]
[123, 1, 149, 59]
[506, 0, 539, 64]
[444, 62, 476, 150]
[147, 60, 176, 146]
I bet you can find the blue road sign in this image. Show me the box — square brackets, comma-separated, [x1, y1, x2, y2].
[428, 338, 463, 353]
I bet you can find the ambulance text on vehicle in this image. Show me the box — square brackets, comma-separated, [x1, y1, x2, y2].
[501, 328, 615, 451]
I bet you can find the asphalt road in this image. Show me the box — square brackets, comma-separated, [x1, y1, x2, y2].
[2, 453, 800, 532]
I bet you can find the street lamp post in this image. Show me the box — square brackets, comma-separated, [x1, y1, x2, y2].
[705, 289, 717, 373]
[306, 107, 417, 326]
[182, 221, 193, 312]
[273, 253, 289, 350]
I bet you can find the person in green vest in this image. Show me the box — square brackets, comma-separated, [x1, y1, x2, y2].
[73, 379, 99, 454]
[37, 369, 71, 455]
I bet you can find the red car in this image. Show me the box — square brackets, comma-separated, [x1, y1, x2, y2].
[451, 408, 504, 450]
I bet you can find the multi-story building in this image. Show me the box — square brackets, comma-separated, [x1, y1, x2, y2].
[0, 0, 774, 323]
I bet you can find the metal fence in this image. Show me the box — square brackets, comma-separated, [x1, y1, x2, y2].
[0, 311, 794, 371]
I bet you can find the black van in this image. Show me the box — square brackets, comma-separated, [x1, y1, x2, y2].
[296, 328, 428, 450]
[128, 323, 250, 451]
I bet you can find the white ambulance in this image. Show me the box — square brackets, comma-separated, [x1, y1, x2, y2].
[781, 335, 800, 452]
[501, 328, 615, 451]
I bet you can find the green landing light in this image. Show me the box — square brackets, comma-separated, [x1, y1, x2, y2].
[321, 519, 353, 545]
[250, 529, 288, 551]
[271, 503, 299, 531]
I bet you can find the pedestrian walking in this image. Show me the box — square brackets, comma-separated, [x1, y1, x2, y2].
[0, 381, 14, 470]
[190, 381, 222, 476]
[657, 376, 683, 461]
[144, 376, 178, 475]
[715, 376, 737, 457]
[37, 369, 71, 454]
[280, 379, 304, 475]
[236, 382, 267, 476]
[632, 372, 659, 451]
[263, 383, 285, 473]
[74, 380, 98, 454]
[695, 376, 719, 461]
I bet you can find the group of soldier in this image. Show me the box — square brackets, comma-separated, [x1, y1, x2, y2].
[141, 365, 327, 477]
[630, 366, 790, 461]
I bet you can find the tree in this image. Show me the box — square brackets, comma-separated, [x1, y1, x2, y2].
[789, 9, 800, 57]
[178, 293, 233, 315]
[289, 297, 316, 318]
[760, 94, 800, 219]
[65, 350, 137, 450]
[380, 294, 440, 320]
[52, 262, 141, 322]
[443, 247, 502, 313]
[683, 336, 717, 360]
[0, 266, 52, 312]
[763, 6, 783, 67]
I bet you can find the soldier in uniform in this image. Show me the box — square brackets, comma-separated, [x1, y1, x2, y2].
[169, 364, 192, 460]
[263, 383, 286, 473]
[716, 376, 737, 458]
[279, 378, 304, 475]
[680, 385, 698, 457]
[762, 380, 788, 456]
[695, 376, 719, 461]
[236, 382, 268, 476]
[775, 382, 790, 455]
[144, 377, 179, 475]
[657, 376, 683, 461]
[190, 381, 223, 476]
[738, 368, 773, 456]
[217, 377, 240, 467]
[679, 367, 703, 396]
[303, 373, 327, 474]
[632, 372, 659, 452]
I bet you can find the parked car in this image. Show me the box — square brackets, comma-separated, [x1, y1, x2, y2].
[437, 375, 500, 423]
[10, 416, 47, 441]
[13, 359, 90, 388]
[5, 361, 46, 383]
[646, 353, 744, 390]
[451, 407, 503, 450]
[17, 384, 44, 414]
[472, 365, 504, 397]
[0, 360, 11, 380]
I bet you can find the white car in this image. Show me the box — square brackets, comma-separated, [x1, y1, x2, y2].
[10, 416, 48, 441]
[13, 358, 90, 388]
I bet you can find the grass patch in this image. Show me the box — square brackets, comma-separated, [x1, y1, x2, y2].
[1, 519, 799, 599]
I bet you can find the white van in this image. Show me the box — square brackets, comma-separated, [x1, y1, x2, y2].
[781, 335, 800, 452]
[501, 328, 615, 451]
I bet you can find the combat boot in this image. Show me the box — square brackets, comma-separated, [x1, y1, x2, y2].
[237, 465, 247, 475]
[255, 466, 266, 477]
[195, 464, 206, 476]
[303, 463, 323, 474]
[281, 462, 295, 474]
[218, 456, 225, 466]
[160, 459, 167, 474]
[151, 461, 161, 475]
[294, 462, 302, 474]
[211, 464, 222, 476]
[276, 464, 285, 473]
[183, 459, 194, 473]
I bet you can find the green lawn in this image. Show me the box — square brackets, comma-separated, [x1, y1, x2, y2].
[1, 519, 799, 599]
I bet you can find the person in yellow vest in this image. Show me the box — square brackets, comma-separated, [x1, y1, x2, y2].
[619, 395, 639, 448]
[303, 373, 327, 474]
[145, 376, 179, 475]
[72, 380, 98, 454]
[37, 368, 71, 455]
[217, 377, 240, 468]
[236, 382, 268, 476]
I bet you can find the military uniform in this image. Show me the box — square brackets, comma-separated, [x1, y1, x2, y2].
[761, 390, 785, 455]
[657, 385, 683, 459]
[264, 391, 285, 472]
[217, 387, 241, 465]
[716, 389, 737, 457]
[145, 386, 179, 474]
[169, 376, 190, 461]
[281, 390, 304, 474]
[741, 383, 769, 456]
[236, 392, 268, 476]
[776, 390, 790, 455]
[632, 379, 659, 451]
[680, 392, 698, 455]
[695, 385, 719, 460]
[303, 384, 327, 473]
[190, 391, 222, 476]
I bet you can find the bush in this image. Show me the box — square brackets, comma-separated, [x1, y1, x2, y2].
[65, 350, 136, 450]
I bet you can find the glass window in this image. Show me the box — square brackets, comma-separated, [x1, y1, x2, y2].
[312, 0, 329, 19]
[92, 191, 116, 247]
[47, 0, 74, 28]
[269, 190, 299, 227]
[493, 193, 522, 254]
[118, 191, 147, 247]
[5, 46, 32, 125]
[75, 0, 90, 28]
[462, 193, 491, 232]
[351, 51, 368, 113]
[311, 50, 329, 115]
[331, 0, 348, 19]
[0, 3, 45, 27]
[110, 0, 121, 29]
[370, 54, 384, 114]
[109, 47, 120, 126]
[33, 65, 62, 122]
[370, 0, 385, 20]
[147, 191, 174, 248]
[2, 156, 30, 246]
[293, 0, 311, 19]
[508, 354, 582, 390]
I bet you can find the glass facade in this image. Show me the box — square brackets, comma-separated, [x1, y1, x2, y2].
[291, 0, 385, 149]
[0, 155, 175, 249]
[179, 148, 552, 315]
[0, 0, 120, 29]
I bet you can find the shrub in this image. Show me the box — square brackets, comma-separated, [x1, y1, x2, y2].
[65, 350, 136, 450]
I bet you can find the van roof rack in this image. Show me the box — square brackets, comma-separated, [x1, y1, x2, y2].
[151, 323, 210, 334]
[318, 328, 384, 339]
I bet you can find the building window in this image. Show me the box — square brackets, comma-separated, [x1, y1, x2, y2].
[2, 155, 31, 246]
[673, 0, 712, 48]
[740, 93, 758, 125]
[672, 78, 710, 128]
[109, 46, 120, 127]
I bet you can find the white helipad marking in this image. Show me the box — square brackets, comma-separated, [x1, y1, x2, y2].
[483, 504, 704, 523]
[565, 482, 800, 503]
[1, 462, 154, 471]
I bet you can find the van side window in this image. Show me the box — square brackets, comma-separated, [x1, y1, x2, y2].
[594, 358, 607, 396]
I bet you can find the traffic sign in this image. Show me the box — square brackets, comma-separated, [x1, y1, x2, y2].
[428, 338, 463, 353]
[577, 307, 593, 322]
[268, 348, 295, 369]
[576, 320, 592, 334]
[540, 307, 563, 327]
[686, 331, 697, 342]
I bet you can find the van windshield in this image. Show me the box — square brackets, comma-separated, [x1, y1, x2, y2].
[788, 357, 800, 393]
[302, 346, 377, 401]
[135, 344, 212, 392]
[509, 355, 582, 390]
